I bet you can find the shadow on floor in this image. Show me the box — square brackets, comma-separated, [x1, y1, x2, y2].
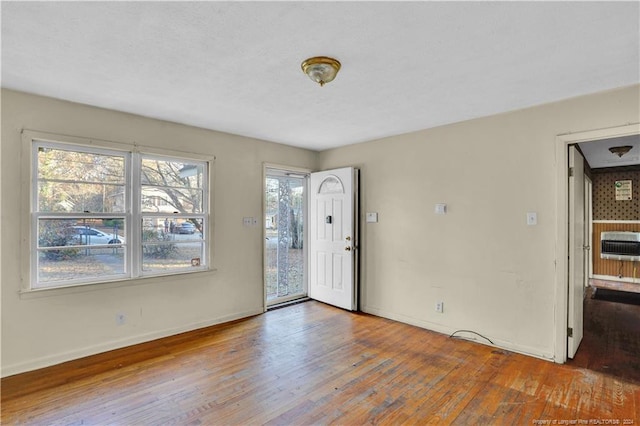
[591, 288, 640, 305]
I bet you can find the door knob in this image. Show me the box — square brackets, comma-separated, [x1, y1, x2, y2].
[345, 247, 351, 251]
[345, 236, 351, 241]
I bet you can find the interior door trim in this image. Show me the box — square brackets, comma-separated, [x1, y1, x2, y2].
[554, 123, 640, 363]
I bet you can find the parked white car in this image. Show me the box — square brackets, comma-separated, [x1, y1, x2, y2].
[71, 226, 125, 245]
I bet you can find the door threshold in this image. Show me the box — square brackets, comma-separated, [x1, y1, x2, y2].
[267, 297, 311, 311]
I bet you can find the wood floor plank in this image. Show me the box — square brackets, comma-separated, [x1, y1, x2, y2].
[2, 300, 639, 425]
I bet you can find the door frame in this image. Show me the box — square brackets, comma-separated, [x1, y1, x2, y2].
[584, 175, 593, 287]
[554, 123, 640, 362]
[262, 163, 312, 311]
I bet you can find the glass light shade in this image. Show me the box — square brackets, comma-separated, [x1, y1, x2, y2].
[301, 57, 341, 86]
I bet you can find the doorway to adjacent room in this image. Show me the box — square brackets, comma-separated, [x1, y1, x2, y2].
[557, 123, 640, 364]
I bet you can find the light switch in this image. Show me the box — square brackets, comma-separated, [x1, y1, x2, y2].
[527, 212, 537, 226]
[243, 217, 253, 227]
[435, 203, 447, 215]
[366, 212, 378, 223]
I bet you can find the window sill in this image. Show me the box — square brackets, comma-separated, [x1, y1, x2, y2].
[19, 268, 218, 299]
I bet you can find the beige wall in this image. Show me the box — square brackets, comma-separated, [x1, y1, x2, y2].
[319, 85, 640, 360]
[2, 85, 639, 376]
[1, 89, 317, 376]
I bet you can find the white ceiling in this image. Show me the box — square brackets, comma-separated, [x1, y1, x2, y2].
[1, 1, 639, 151]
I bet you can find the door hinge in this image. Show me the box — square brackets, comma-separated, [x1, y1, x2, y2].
[569, 167, 574, 177]
[567, 327, 573, 337]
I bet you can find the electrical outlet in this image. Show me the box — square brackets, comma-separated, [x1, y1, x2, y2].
[435, 301, 444, 313]
[116, 313, 126, 325]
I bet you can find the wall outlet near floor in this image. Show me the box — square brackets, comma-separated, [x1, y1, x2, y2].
[435, 301, 444, 313]
[116, 313, 126, 325]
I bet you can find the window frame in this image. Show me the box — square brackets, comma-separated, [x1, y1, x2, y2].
[22, 131, 212, 292]
[137, 152, 209, 278]
[32, 141, 131, 288]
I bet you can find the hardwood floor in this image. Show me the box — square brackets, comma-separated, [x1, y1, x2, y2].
[569, 286, 640, 384]
[2, 301, 639, 425]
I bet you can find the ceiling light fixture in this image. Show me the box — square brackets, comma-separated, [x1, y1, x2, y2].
[608, 145, 633, 157]
[301, 56, 341, 87]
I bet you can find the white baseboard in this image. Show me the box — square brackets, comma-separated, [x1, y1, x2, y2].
[3, 304, 556, 378]
[361, 305, 555, 362]
[1, 308, 264, 378]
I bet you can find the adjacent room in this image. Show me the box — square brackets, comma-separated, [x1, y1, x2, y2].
[1, 1, 639, 424]
[568, 136, 640, 379]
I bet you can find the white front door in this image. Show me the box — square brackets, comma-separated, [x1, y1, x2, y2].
[309, 167, 358, 311]
[568, 145, 585, 358]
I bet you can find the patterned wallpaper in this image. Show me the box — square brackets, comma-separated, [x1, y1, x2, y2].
[592, 170, 640, 220]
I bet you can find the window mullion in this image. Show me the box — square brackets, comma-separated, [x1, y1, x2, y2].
[31, 147, 40, 286]
[203, 160, 211, 264]
[130, 152, 141, 279]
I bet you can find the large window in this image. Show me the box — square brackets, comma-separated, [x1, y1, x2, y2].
[31, 139, 209, 289]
